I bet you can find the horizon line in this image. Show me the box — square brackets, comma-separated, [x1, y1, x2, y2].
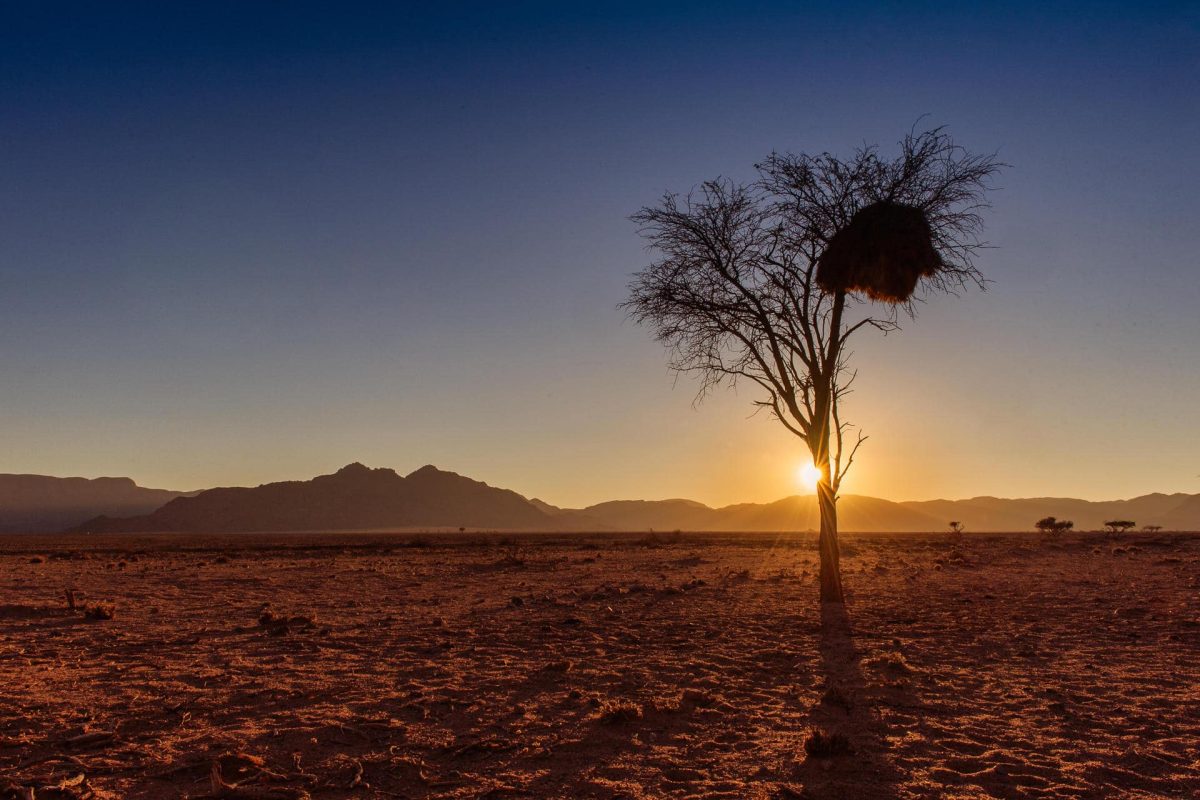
[4, 463, 1194, 509]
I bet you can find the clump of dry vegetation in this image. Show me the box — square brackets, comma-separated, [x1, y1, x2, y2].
[84, 602, 115, 620]
[598, 700, 643, 724]
[496, 540, 525, 566]
[803, 727, 851, 758]
[258, 607, 317, 634]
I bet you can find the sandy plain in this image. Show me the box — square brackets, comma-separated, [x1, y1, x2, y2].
[1, 530, 1198, 799]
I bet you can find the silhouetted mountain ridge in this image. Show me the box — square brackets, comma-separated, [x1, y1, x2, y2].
[0, 473, 192, 532]
[5, 465, 1198, 533]
[77, 463, 551, 533]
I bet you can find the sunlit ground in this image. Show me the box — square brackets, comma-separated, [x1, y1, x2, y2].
[2, 530, 1197, 799]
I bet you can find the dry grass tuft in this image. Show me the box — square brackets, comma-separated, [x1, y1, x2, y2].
[598, 700, 643, 724]
[497, 542, 525, 566]
[258, 607, 317, 634]
[803, 727, 851, 758]
[84, 603, 115, 620]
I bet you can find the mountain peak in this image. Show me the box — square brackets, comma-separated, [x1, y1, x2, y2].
[406, 464, 450, 479]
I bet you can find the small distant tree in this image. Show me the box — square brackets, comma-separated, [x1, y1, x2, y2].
[1142, 524, 1162, 533]
[1035, 516, 1073, 535]
[948, 521, 965, 535]
[1103, 520, 1136, 535]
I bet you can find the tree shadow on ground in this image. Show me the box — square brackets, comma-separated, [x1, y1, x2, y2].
[791, 602, 910, 800]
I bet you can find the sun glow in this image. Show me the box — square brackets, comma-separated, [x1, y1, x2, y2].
[797, 461, 822, 492]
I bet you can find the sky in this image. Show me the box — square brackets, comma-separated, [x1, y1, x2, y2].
[1, 1, 1198, 508]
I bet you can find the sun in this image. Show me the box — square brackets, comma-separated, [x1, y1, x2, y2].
[797, 461, 822, 491]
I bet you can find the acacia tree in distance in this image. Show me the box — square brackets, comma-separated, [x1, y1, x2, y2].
[1036, 516, 1074, 535]
[623, 128, 1001, 603]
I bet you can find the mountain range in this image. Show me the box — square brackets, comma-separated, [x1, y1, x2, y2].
[0, 474, 194, 533]
[1, 464, 1197, 533]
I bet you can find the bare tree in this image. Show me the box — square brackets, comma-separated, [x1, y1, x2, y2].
[623, 128, 1001, 603]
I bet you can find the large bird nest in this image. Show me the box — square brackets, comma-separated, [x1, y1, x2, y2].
[816, 201, 942, 302]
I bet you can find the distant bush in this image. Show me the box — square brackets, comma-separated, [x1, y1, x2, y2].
[1035, 516, 1073, 535]
[1104, 520, 1136, 535]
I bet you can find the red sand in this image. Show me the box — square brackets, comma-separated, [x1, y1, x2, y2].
[2, 531, 1198, 799]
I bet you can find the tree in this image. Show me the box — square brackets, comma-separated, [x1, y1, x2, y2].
[623, 127, 1001, 603]
[1103, 519, 1136, 535]
[1143, 524, 1162, 533]
[1035, 516, 1073, 535]
[948, 521, 965, 535]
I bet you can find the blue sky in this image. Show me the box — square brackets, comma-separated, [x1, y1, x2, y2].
[1, 2, 1197, 505]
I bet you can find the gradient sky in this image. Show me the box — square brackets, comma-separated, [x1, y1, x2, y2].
[2, 2, 1198, 507]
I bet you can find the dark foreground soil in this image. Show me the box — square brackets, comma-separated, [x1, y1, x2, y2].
[1, 530, 1198, 799]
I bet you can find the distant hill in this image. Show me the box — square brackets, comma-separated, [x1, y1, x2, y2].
[1161, 494, 1200, 532]
[76, 463, 556, 533]
[536, 491, 1200, 533]
[11, 462, 1199, 534]
[541, 494, 943, 533]
[897, 493, 1197, 532]
[0, 474, 190, 533]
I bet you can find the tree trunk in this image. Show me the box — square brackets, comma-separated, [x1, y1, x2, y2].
[816, 469, 844, 604]
[812, 288, 847, 604]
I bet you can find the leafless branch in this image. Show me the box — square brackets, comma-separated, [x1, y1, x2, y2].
[622, 127, 1002, 486]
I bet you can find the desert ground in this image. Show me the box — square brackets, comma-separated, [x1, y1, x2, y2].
[1, 530, 1197, 799]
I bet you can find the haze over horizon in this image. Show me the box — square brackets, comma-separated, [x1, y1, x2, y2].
[6, 460, 1197, 512]
[3, 2, 1198, 509]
